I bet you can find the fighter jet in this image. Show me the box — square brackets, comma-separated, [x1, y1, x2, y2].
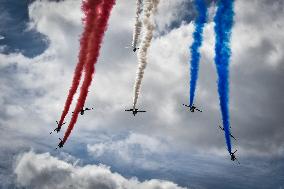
[125, 107, 146, 116]
[125, 46, 139, 52]
[230, 150, 240, 164]
[50, 121, 66, 134]
[182, 104, 202, 113]
[218, 125, 237, 141]
[72, 107, 94, 115]
[132, 47, 139, 52]
[56, 138, 64, 149]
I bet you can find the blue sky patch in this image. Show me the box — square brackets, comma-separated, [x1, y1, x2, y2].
[0, 0, 49, 58]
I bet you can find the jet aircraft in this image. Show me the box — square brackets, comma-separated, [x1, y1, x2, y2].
[72, 107, 94, 115]
[182, 104, 202, 112]
[132, 47, 139, 52]
[125, 108, 146, 116]
[230, 150, 240, 164]
[125, 46, 139, 52]
[56, 138, 64, 149]
[50, 121, 66, 134]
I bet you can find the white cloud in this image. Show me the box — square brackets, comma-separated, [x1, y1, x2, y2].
[87, 133, 170, 169]
[14, 151, 187, 189]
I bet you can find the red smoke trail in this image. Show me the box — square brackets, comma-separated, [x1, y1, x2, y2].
[57, 0, 103, 128]
[62, 0, 116, 144]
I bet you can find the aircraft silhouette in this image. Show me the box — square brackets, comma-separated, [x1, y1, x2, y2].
[50, 121, 66, 134]
[72, 107, 94, 115]
[125, 46, 139, 52]
[132, 47, 139, 52]
[125, 108, 146, 116]
[56, 138, 64, 149]
[230, 150, 240, 164]
[182, 104, 202, 112]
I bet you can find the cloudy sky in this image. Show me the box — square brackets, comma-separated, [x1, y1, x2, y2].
[0, 0, 284, 188]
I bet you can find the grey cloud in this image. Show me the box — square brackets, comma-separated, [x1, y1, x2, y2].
[87, 132, 170, 170]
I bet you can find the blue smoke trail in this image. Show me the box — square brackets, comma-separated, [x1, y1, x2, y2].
[214, 0, 234, 153]
[189, 0, 208, 106]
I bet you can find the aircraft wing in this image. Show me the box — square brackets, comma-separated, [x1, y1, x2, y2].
[196, 108, 202, 112]
[230, 134, 237, 141]
[183, 104, 190, 107]
[232, 149, 237, 154]
[125, 109, 132, 112]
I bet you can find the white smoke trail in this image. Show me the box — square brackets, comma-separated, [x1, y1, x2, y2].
[132, 0, 160, 108]
[132, 0, 143, 49]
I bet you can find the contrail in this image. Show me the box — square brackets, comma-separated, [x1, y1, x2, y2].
[132, 0, 143, 49]
[132, 0, 160, 108]
[62, 0, 116, 144]
[57, 0, 102, 129]
[213, 0, 234, 153]
[189, 0, 207, 106]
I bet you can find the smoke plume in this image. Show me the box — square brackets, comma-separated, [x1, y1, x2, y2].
[189, 0, 207, 106]
[213, 0, 235, 153]
[62, 0, 116, 144]
[132, 0, 160, 108]
[132, 0, 143, 49]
